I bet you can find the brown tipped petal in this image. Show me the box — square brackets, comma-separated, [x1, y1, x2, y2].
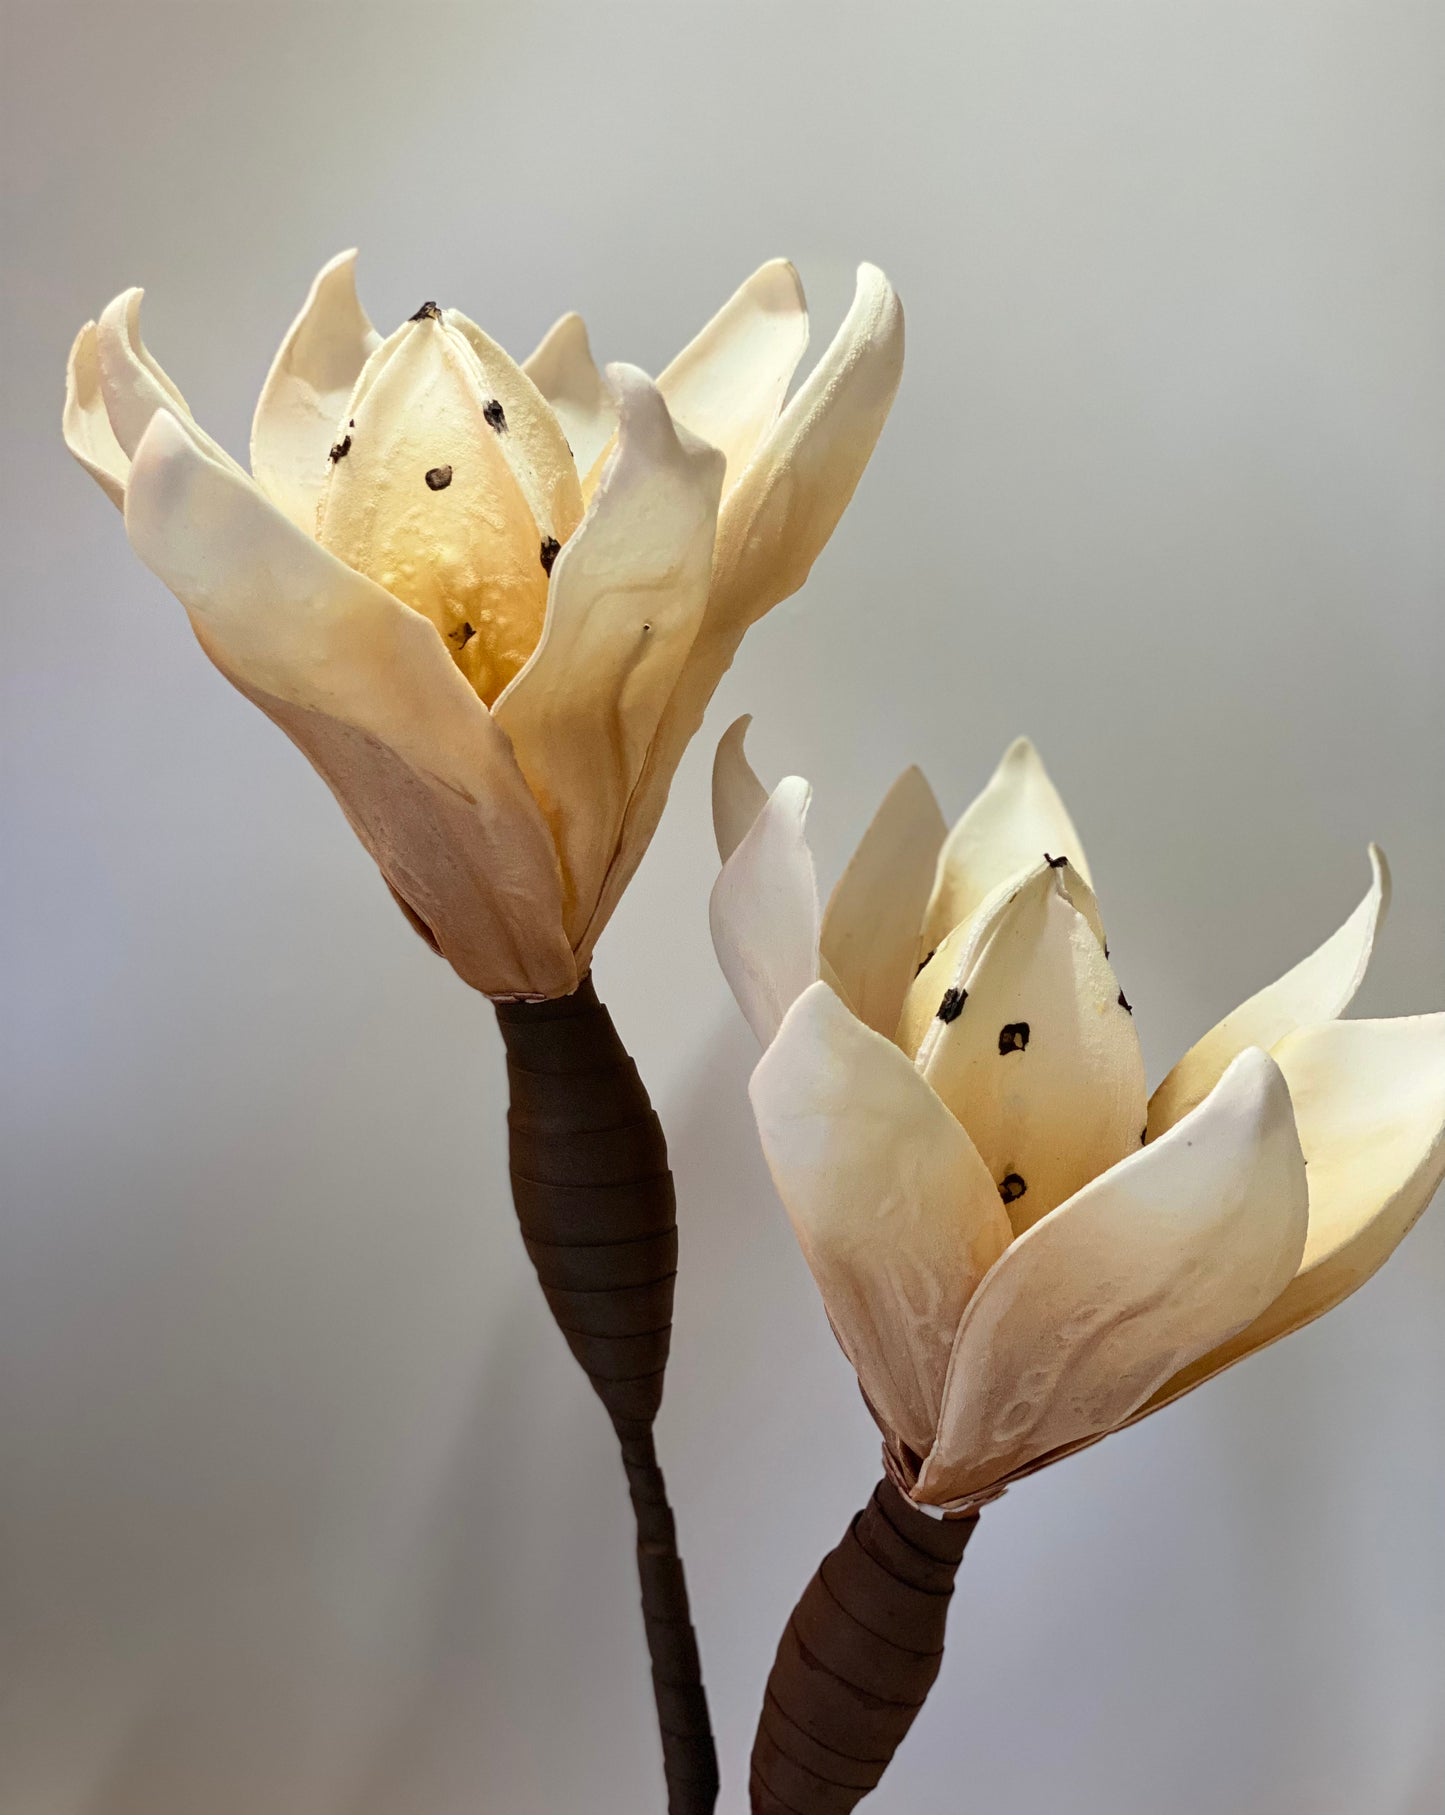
[920, 1048, 1308, 1505]
[583, 264, 904, 947]
[494, 366, 724, 950]
[657, 257, 808, 494]
[249, 249, 382, 530]
[1149, 845, 1389, 1136]
[911, 863, 1147, 1232]
[522, 310, 618, 480]
[710, 775, 819, 1048]
[821, 767, 947, 1038]
[123, 410, 575, 999]
[64, 321, 129, 508]
[1137, 1014, 1445, 1418]
[922, 736, 1094, 954]
[750, 982, 1012, 1454]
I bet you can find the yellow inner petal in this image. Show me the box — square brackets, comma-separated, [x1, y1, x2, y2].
[316, 313, 555, 705]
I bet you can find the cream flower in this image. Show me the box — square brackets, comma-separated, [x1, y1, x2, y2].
[64, 252, 903, 998]
[712, 725, 1444, 1512]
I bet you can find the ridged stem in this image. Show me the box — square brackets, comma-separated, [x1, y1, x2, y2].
[494, 974, 718, 1815]
[750, 1478, 977, 1813]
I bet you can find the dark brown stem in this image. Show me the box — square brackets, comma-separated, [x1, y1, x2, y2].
[495, 975, 718, 1815]
[750, 1478, 978, 1813]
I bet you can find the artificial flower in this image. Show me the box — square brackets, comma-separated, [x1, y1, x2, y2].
[711, 726, 1443, 1510]
[64, 251, 902, 997]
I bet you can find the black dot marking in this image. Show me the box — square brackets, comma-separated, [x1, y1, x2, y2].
[1117, 989, 1133, 1014]
[449, 621, 475, 649]
[349, 418, 355, 428]
[1104, 940, 1110, 960]
[410, 300, 442, 322]
[937, 986, 967, 1024]
[425, 465, 453, 491]
[999, 1173, 1028, 1204]
[483, 398, 507, 433]
[998, 1021, 1030, 1054]
[328, 434, 351, 463]
[915, 948, 936, 978]
[1139, 1127, 1148, 1146]
[540, 535, 561, 575]
[1045, 852, 1069, 869]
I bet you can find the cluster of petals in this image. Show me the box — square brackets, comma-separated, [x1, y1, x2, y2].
[65, 251, 903, 997]
[712, 726, 1445, 1511]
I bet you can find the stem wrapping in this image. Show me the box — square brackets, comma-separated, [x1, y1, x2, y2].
[750, 1478, 977, 1813]
[495, 975, 718, 1815]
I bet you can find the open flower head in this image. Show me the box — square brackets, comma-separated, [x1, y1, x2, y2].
[711, 724, 1444, 1512]
[64, 252, 903, 998]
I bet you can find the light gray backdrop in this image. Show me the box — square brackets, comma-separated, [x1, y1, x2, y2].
[3, 4, 1443, 1812]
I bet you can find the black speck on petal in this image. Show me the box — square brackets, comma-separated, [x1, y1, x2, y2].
[1117, 989, 1133, 1014]
[449, 621, 475, 649]
[999, 1172, 1028, 1204]
[539, 535, 561, 575]
[328, 434, 351, 462]
[483, 398, 507, 433]
[937, 986, 967, 1024]
[1045, 852, 1069, 869]
[1139, 1127, 1148, 1146]
[915, 948, 936, 978]
[410, 300, 442, 322]
[425, 465, 453, 491]
[998, 1021, 1030, 1054]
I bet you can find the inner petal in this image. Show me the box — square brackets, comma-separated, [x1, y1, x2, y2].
[316, 309, 555, 706]
[908, 863, 1147, 1233]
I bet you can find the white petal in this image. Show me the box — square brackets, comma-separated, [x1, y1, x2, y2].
[1149, 845, 1390, 1136]
[710, 775, 819, 1047]
[249, 249, 382, 531]
[93, 289, 242, 476]
[907, 861, 1146, 1232]
[922, 737, 1093, 954]
[919, 1047, 1309, 1504]
[751, 982, 1014, 1455]
[821, 767, 947, 1039]
[1138, 1014, 1445, 1416]
[582, 263, 904, 945]
[712, 714, 768, 865]
[657, 258, 809, 495]
[523, 311, 620, 480]
[124, 411, 575, 999]
[63, 321, 129, 508]
[445, 307, 584, 544]
[493, 366, 724, 948]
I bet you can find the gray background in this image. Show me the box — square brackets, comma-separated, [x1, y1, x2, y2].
[3, 3, 1443, 1811]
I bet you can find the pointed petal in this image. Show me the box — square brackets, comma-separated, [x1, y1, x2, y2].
[63, 320, 129, 507]
[821, 767, 947, 1039]
[523, 311, 619, 480]
[922, 737, 1093, 953]
[1149, 846, 1391, 1136]
[493, 366, 724, 947]
[710, 775, 819, 1047]
[315, 314, 551, 707]
[907, 861, 1146, 1232]
[919, 1048, 1308, 1504]
[751, 981, 1014, 1455]
[93, 288, 243, 475]
[249, 249, 382, 531]
[657, 258, 809, 495]
[445, 307, 584, 544]
[124, 411, 575, 999]
[1138, 1014, 1445, 1416]
[712, 715, 768, 864]
[581, 263, 904, 944]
